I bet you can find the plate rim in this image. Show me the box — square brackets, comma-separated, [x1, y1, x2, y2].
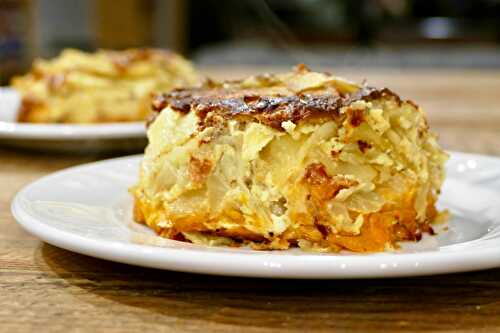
[10, 151, 500, 279]
[0, 121, 146, 140]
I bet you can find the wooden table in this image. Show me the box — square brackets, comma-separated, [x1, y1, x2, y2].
[2, 68, 500, 333]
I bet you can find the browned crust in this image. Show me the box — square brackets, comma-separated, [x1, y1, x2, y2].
[151, 83, 404, 131]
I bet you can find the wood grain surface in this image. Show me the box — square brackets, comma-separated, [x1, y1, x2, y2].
[1, 68, 500, 333]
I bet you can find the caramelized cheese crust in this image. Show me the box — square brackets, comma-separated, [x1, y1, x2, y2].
[151, 77, 399, 130]
[132, 65, 448, 252]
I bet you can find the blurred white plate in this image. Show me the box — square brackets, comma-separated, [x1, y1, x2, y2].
[0, 88, 146, 152]
[11, 151, 500, 279]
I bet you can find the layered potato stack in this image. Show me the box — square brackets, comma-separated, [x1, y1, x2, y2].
[11, 48, 200, 123]
[132, 65, 448, 252]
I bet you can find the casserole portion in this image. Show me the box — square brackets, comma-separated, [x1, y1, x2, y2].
[132, 65, 448, 252]
[11, 48, 200, 123]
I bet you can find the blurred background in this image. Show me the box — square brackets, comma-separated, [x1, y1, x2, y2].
[1, 0, 500, 84]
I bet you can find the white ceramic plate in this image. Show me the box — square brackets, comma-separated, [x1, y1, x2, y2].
[11, 151, 500, 279]
[0, 88, 146, 152]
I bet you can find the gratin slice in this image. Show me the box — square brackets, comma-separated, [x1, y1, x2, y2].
[11, 48, 200, 123]
[131, 65, 448, 252]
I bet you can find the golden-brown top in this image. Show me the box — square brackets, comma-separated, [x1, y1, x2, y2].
[151, 65, 405, 130]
